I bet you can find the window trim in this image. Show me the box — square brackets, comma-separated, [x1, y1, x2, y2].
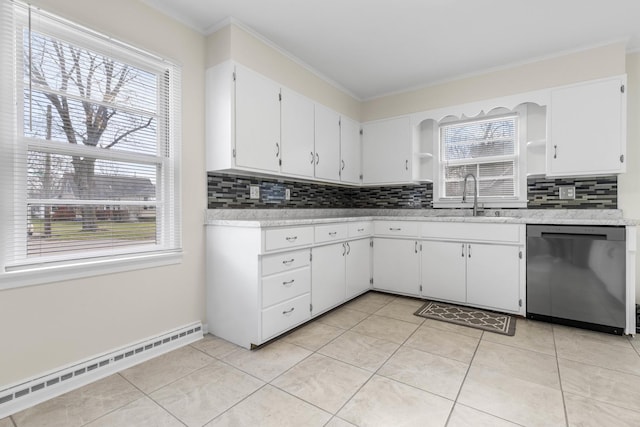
[433, 107, 528, 209]
[0, 0, 182, 289]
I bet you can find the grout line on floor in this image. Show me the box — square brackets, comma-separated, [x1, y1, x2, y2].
[116, 374, 188, 427]
[442, 330, 483, 427]
[551, 327, 570, 427]
[9, 416, 17, 427]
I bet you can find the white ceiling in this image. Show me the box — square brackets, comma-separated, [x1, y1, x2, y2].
[143, 0, 640, 100]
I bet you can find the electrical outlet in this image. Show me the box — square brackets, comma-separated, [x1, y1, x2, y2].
[249, 185, 260, 200]
[285, 188, 290, 200]
[558, 185, 575, 200]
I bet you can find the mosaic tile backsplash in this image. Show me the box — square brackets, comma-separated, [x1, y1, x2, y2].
[207, 173, 617, 210]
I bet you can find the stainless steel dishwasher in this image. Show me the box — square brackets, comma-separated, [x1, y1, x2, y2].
[526, 224, 626, 335]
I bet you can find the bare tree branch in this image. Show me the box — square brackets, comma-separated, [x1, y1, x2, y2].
[103, 117, 153, 149]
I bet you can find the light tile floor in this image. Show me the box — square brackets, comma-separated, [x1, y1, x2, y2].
[5, 291, 640, 427]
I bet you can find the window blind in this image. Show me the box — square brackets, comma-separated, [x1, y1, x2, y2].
[0, 0, 181, 273]
[440, 114, 518, 200]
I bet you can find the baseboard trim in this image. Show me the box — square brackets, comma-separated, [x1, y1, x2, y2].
[0, 322, 203, 418]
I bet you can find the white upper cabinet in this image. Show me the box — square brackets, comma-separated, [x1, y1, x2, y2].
[548, 75, 626, 177]
[281, 88, 315, 178]
[362, 116, 413, 185]
[234, 64, 282, 173]
[340, 116, 361, 184]
[206, 62, 281, 173]
[314, 104, 342, 182]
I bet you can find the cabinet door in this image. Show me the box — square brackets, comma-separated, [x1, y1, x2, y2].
[345, 239, 371, 299]
[421, 241, 466, 303]
[549, 77, 626, 176]
[314, 104, 341, 182]
[311, 243, 346, 315]
[340, 116, 361, 184]
[466, 243, 520, 312]
[362, 116, 412, 184]
[234, 65, 281, 172]
[281, 88, 315, 177]
[372, 238, 420, 296]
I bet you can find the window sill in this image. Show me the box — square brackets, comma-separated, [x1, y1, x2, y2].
[0, 251, 183, 291]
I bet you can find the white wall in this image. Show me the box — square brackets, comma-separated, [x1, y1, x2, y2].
[619, 51, 640, 303]
[0, 0, 206, 387]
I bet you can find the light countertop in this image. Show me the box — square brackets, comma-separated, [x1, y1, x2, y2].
[205, 208, 638, 228]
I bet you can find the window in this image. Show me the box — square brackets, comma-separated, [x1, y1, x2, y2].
[0, 1, 181, 287]
[435, 111, 526, 208]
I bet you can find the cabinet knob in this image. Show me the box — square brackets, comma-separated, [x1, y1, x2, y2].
[553, 145, 558, 159]
[315, 153, 319, 165]
[276, 142, 280, 157]
[341, 160, 345, 171]
[310, 152, 314, 164]
[282, 307, 295, 316]
[405, 160, 409, 170]
[282, 258, 295, 265]
[285, 236, 298, 242]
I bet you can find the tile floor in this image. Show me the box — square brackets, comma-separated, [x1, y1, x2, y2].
[4, 291, 640, 427]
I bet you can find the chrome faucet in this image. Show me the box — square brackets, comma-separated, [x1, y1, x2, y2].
[462, 173, 478, 216]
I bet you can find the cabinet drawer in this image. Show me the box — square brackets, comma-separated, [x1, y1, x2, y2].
[421, 222, 522, 243]
[315, 223, 348, 243]
[348, 221, 372, 238]
[262, 268, 311, 308]
[262, 294, 311, 340]
[265, 227, 313, 251]
[262, 249, 310, 276]
[374, 221, 419, 237]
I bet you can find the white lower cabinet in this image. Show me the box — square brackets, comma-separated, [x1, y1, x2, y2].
[372, 238, 420, 296]
[421, 241, 466, 302]
[466, 243, 521, 312]
[421, 240, 522, 313]
[207, 220, 524, 349]
[262, 294, 311, 341]
[311, 243, 347, 316]
[346, 239, 372, 299]
[312, 239, 372, 315]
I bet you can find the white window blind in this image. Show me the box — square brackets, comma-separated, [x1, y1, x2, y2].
[439, 114, 519, 200]
[0, 0, 181, 275]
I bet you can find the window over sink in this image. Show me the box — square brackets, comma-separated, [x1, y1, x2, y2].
[433, 106, 529, 209]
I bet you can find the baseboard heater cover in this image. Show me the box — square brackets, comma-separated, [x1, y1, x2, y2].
[0, 322, 203, 418]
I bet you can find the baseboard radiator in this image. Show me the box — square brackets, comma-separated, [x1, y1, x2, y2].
[0, 322, 203, 418]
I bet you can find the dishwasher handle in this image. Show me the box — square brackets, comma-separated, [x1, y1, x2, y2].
[527, 225, 625, 241]
[540, 232, 607, 240]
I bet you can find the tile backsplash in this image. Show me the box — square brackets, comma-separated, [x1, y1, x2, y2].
[207, 173, 617, 210]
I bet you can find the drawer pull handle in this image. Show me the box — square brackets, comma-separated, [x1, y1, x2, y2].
[285, 236, 298, 242]
[357, 228, 365, 232]
[282, 307, 295, 316]
[282, 259, 295, 265]
[328, 232, 337, 236]
[389, 227, 401, 231]
[282, 279, 295, 287]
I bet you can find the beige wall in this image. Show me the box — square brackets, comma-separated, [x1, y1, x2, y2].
[619, 51, 640, 303]
[362, 42, 627, 121]
[206, 24, 361, 121]
[0, 0, 206, 387]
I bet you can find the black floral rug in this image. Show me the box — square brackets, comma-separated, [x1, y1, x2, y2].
[414, 300, 516, 336]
